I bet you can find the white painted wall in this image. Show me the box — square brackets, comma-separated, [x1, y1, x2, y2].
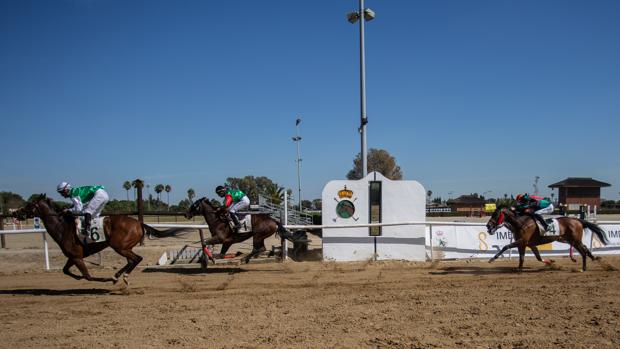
[321, 172, 426, 261]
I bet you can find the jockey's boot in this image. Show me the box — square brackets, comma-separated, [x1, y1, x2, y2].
[230, 213, 241, 233]
[83, 213, 92, 234]
[532, 214, 548, 231]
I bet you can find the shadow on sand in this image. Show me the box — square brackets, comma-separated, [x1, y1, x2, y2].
[142, 266, 247, 275]
[429, 265, 555, 276]
[0, 288, 112, 296]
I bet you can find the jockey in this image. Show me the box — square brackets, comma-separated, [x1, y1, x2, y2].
[515, 193, 554, 231]
[57, 182, 109, 233]
[216, 185, 250, 232]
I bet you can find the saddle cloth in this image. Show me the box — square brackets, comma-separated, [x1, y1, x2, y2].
[231, 214, 252, 234]
[77, 216, 107, 243]
[538, 218, 560, 236]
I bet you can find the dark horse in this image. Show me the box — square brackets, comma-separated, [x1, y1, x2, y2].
[13, 194, 186, 284]
[486, 206, 609, 271]
[185, 197, 300, 264]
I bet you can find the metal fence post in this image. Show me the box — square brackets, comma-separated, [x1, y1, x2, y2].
[42, 232, 50, 270]
[282, 191, 288, 261]
[0, 215, 6, 248]
[429, 224, 433, 261]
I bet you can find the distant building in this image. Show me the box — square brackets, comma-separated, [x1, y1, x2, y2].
[548, 177, 611, 209]
[446, 195, 486, 215]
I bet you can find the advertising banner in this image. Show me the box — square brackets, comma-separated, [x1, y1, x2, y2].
[426, 223, 620, 260]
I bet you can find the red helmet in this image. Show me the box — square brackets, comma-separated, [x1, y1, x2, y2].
[516, 194, 524, 201]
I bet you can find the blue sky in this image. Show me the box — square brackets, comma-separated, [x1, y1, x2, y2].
[1, 0, 619, 204]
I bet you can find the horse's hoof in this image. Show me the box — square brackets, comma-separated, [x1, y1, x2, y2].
[112, 276, 119, 284]
[122, 274, 129, 285]
[488, 258, 495, 264]
[594, 256, 602, 261]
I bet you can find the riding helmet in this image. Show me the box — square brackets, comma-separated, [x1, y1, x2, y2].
[57, 182, 72, 193]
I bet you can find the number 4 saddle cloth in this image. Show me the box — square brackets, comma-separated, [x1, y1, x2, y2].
[76, 217, 107, 243]
[538, 218, 560, 236]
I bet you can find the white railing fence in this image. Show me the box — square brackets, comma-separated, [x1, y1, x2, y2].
[0, 224, 210, 271]
[2, 218, 619, 270]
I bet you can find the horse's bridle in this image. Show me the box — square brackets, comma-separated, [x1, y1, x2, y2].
[487, 208, 508, 235]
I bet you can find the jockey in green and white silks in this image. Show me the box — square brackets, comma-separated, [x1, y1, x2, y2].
[216, 185, 250, 232]
[57, 182, 109, 232]
[515, 193, 554, 231]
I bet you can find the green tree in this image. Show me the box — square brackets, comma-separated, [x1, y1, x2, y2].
[301, 200, 313, 210]
[263, 183, 285, 205]
[123, 181, 132, 201]
[0, 192, 25, 215]
[312, 199, 322, 210]
[226, 176, 286, 204]
[187, 188, 196, 203]
[172, 198, 191, 212]
[346, 148, 403, 180]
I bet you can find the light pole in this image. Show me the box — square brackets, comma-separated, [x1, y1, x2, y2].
[347, 1, 375, 178]
[292, 118, 302, 211]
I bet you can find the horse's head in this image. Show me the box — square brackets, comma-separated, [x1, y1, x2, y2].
[185, 197, 219, 219]
[13, 194, 48, 221]
[486, 206, 514, 235]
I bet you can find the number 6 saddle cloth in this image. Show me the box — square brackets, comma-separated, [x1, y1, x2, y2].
[76, 217, 107, 244]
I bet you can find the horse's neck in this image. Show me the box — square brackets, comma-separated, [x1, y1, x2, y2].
[38, 205, 67, 244]
[505, 213, 530, 234]
[201, 205, 224, 228]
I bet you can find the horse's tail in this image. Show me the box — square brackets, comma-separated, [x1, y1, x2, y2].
[142, 223, 191, 239]
[580, 220, 610, 245]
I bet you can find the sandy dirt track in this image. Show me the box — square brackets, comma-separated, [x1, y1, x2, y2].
[1, 254, 619, 349]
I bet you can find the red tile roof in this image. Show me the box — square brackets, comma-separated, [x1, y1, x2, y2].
[548, 177, 611, 188]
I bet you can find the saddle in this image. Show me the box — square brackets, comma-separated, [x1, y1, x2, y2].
[76, 216, 106, 243]
[227, 213, 252, 233]
[216, 208, 252, 234]
[535, 218, 560, 236]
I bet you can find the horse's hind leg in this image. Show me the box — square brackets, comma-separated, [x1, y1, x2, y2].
[62, 259, 83, 280]
[243, 241, 266, 264]
[73, 258, 114, 282]
[572, 243, 589, 272]
[113, 249, 143, 284]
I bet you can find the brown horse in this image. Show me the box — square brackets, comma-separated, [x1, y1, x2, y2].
[185, 197, 301, 264]
[486, 206, 609, 271]
[13, 194, 187, 284]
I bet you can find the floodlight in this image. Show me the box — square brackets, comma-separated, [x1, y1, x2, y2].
[347, 11, 360, 24]
[364, 8, 375, 21]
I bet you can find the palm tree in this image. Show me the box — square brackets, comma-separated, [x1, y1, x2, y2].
[154, 184, 164, 202]
[132, 179, 144, 192]
[164, 185, 172, 211]
[187, 188, 195, 203]
[123, 181, 132, 201]
[263, 183, 284, 205]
